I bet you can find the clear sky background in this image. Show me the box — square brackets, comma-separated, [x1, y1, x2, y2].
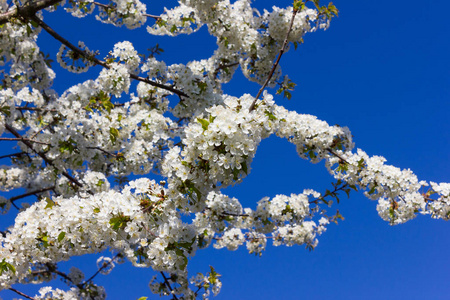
[1, 0, 450, 299]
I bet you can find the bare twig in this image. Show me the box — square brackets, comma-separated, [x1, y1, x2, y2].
[211, 62, 239, 79]
[92, 1, 160, 19]
[8, 288, 37, 300]
[87, 146, 117, 157]
[9, 186, 55, 203]
[205, 207, 249, 217]
[160, 272, 179, 300]
[249, 8, 299, 112]
[29, 15, 188, 98]
[0, 151, 25, 160]
[0, 137, 50, 145]
[5, 123, 84, 188]
[326, 148, 349, 165]
[82, 253, 121, 287]
[16, 106, 58, 112]
[0, 0, 63, 25]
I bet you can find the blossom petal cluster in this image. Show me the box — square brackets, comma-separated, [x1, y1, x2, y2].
[0, 0, 448, 299]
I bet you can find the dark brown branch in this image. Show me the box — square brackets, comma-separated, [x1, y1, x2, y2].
[0, 137, 50, 145]
[29, 15, 188, 98]
[309, 181, 350, 205]
[82, 253, 120, 287]
[44, 263, 84, 288]
[160, 272, 179, 300]
[0, 0, 63, 25]
[211, 62, 239, 79]
[249, 8, 299, 112]
[327, 148, 350, 165]
[92, 1, 160, 19]
[0, 152, 25, 160]
[5, 123, 84, 188]
[9, 186, 55, 203]
[205, 207, 249, 217]
[16, 106, 58, 112]
[8, 288, 37, 300]
[86, 146, 117, 157]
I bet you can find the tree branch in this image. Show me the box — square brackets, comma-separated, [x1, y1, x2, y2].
[8, 288, 37, 300]
[5, 123, 84, 188]
[0, 151, 25, 160]
[326, 148, 350, 165]
[249, 8, 299, 112]
[160, 272, 179, 300]
[81, 254, 120, 288]
[0, 137, 50, 145]
[0, 0, 63, 25]
[29, 15, 188, 98]
[9, 186, 55, 203]
[86, 146, 117, 157]
[92, 1, 160, 19]
[16, 106, 58, 112]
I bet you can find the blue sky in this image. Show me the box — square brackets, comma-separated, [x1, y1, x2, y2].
[1, 0, 450, 299]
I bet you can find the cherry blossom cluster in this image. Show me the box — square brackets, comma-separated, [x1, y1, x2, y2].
[0, 0, 448, 299]
[64, 0, 147, 28]
[147, 0, 327, 86]
[56, 41, 98, 73]
[0, 12, 55, 91]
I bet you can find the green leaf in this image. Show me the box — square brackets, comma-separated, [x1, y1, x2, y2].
[232, 168, 240, 181]
[349, 184, 358, 191]
[293, 0, 305, 11]
[344, 188, 351, 198]
[241, 161, 248, 175]
[59, 139, 77, 154]
[30, 20, 39, 28]
[109, 127, 119, 144]
[58, 231, 66, 242]
[44, 198, 56, 209]
[93, 207, 100, 213]
[0, 106, 11, 117]
[209, 265, 218, 284]
[196, 81, 208, 93]
[284, 90, 292, 100]
[197, 118, 210, 131]
[137, 297, 148, 300]
[0, 259, 16, 275]
[368, 185, 377, 195]
[109, 214, 131, 230]
[328, 2, 339, 16]
[264, 110, 277, 121]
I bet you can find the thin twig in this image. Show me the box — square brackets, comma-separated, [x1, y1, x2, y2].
[309, 181, 350, 204]
[249, 8, 299, 112]
[205, 207, 249, 217]
[0, 152, 25, 160]
[16, 106, 58, 112]
[87, 146, 117, 157]
[326, 148, 349, 165]
[0, 137, 50, 145]
[82, 253, 120, 287]
[29, 15, 188, 98]
[211, 62, 239, 79]
[0, 0, 62, 25]
[92, 1, 160, 19]
[9, 186, 55, 203]
[5, 123, 84, 188]
[160, 272, 179, 300]
[8, 288, 37, 300]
